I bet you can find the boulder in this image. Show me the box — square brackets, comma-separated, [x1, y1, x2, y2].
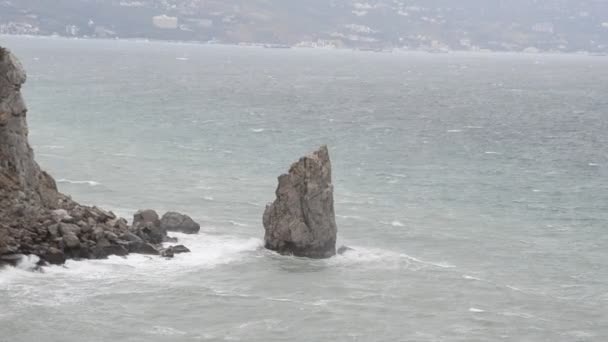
[91, 243, 128, 259]
[128, 241, 160, 255]
[160, 212, 200, 234]
[166, 245, 190, 254]
[43, 247, 66, 265]
[62, 233, 80, 249]
[263, 145, 338, 258]
[161, 244, 190, 258]
[130, 209, 166, 244]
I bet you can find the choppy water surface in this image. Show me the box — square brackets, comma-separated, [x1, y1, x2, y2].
[1, 36, 607, 341]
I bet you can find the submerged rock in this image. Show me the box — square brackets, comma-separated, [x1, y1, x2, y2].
[160, 212, 200, 234]
[263, 145, 338, 258]
[337, 245, 354, 255]
[161, 245, 191, 258]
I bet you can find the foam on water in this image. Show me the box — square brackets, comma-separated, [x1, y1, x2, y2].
[57, 178, 101, 186]
[228, 220, 250, 227]
[379, 220, 405, 227]
[336, 214, 364, 221]
[330, 245, 456, 271]
[1, 233, 263, 289]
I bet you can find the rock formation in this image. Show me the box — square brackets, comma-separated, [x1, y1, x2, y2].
[263, 145, 338, 258]
[0, 47, 192, 268]
[160, 212, 201, 234]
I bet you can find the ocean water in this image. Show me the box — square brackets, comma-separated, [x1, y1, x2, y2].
[1, 36, 607, 341]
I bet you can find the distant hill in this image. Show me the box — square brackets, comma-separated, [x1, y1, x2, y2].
[1, 0, 607, 52]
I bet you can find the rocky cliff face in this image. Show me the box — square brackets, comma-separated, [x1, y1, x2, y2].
[0, 47, 59, 209]
[0, 47, 194, 267]
[263, 145, 337, 259]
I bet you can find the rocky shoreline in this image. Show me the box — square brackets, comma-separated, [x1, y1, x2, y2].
[1, 45, 341, 270]
[0, 46, 199, 269]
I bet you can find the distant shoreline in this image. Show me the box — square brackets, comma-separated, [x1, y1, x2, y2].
[1, 33, 606, 59]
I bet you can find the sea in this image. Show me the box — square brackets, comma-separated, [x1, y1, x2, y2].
[0, 35, 607, 342]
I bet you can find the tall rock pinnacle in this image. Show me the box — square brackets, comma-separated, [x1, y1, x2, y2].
[263, 145, 338, 258]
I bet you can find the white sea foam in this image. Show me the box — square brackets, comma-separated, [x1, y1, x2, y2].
[331, 245, 455, 270]
[40, 145, 64, 150]
[16, 255, 41, 271]
[399, 254, 455, 268]
[228, 220, 249, 227]
[57, 179, 100, 186]
[203, 196, 215, 201]
[1, 233, 263, 293]
[250, 128, 265, 133]
[484, 151, 500, 155]
[148, 326, 186, 336]
[463, 275, 482, 281]
[506, 285, 523, 292]
[336, 214, 364, 220]
[111, 152, 136, 157]
[501, 311, 535, 319]
[447, 129, 463, 133]
[469, 307, 485, 313]
[175, 57, 189, 61]
[379, 220, 405, 227]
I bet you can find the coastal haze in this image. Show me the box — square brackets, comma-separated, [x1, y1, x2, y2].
[1, 0, 608, 52]
[0, 35, 607, 341]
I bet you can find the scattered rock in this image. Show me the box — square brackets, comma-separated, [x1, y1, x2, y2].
[337, 245, 354, 255]
[160, 212, 200, 234]
[263, 145, 338, 258]
[161, 248, 174, 258]
[166, 245, 190, 255]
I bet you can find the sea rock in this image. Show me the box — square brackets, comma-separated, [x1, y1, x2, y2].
[263, 145, 338, 258]
[43, 247, 66, 265]
[130, 209, 167, 244]
[91, 239, 128, 259]
[161, 248, 174, 258]
[166, 245, 190, 254]
[160, 211, 200, 234]
[128, 241, 160, 255]
[337, 245, 354, 255]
